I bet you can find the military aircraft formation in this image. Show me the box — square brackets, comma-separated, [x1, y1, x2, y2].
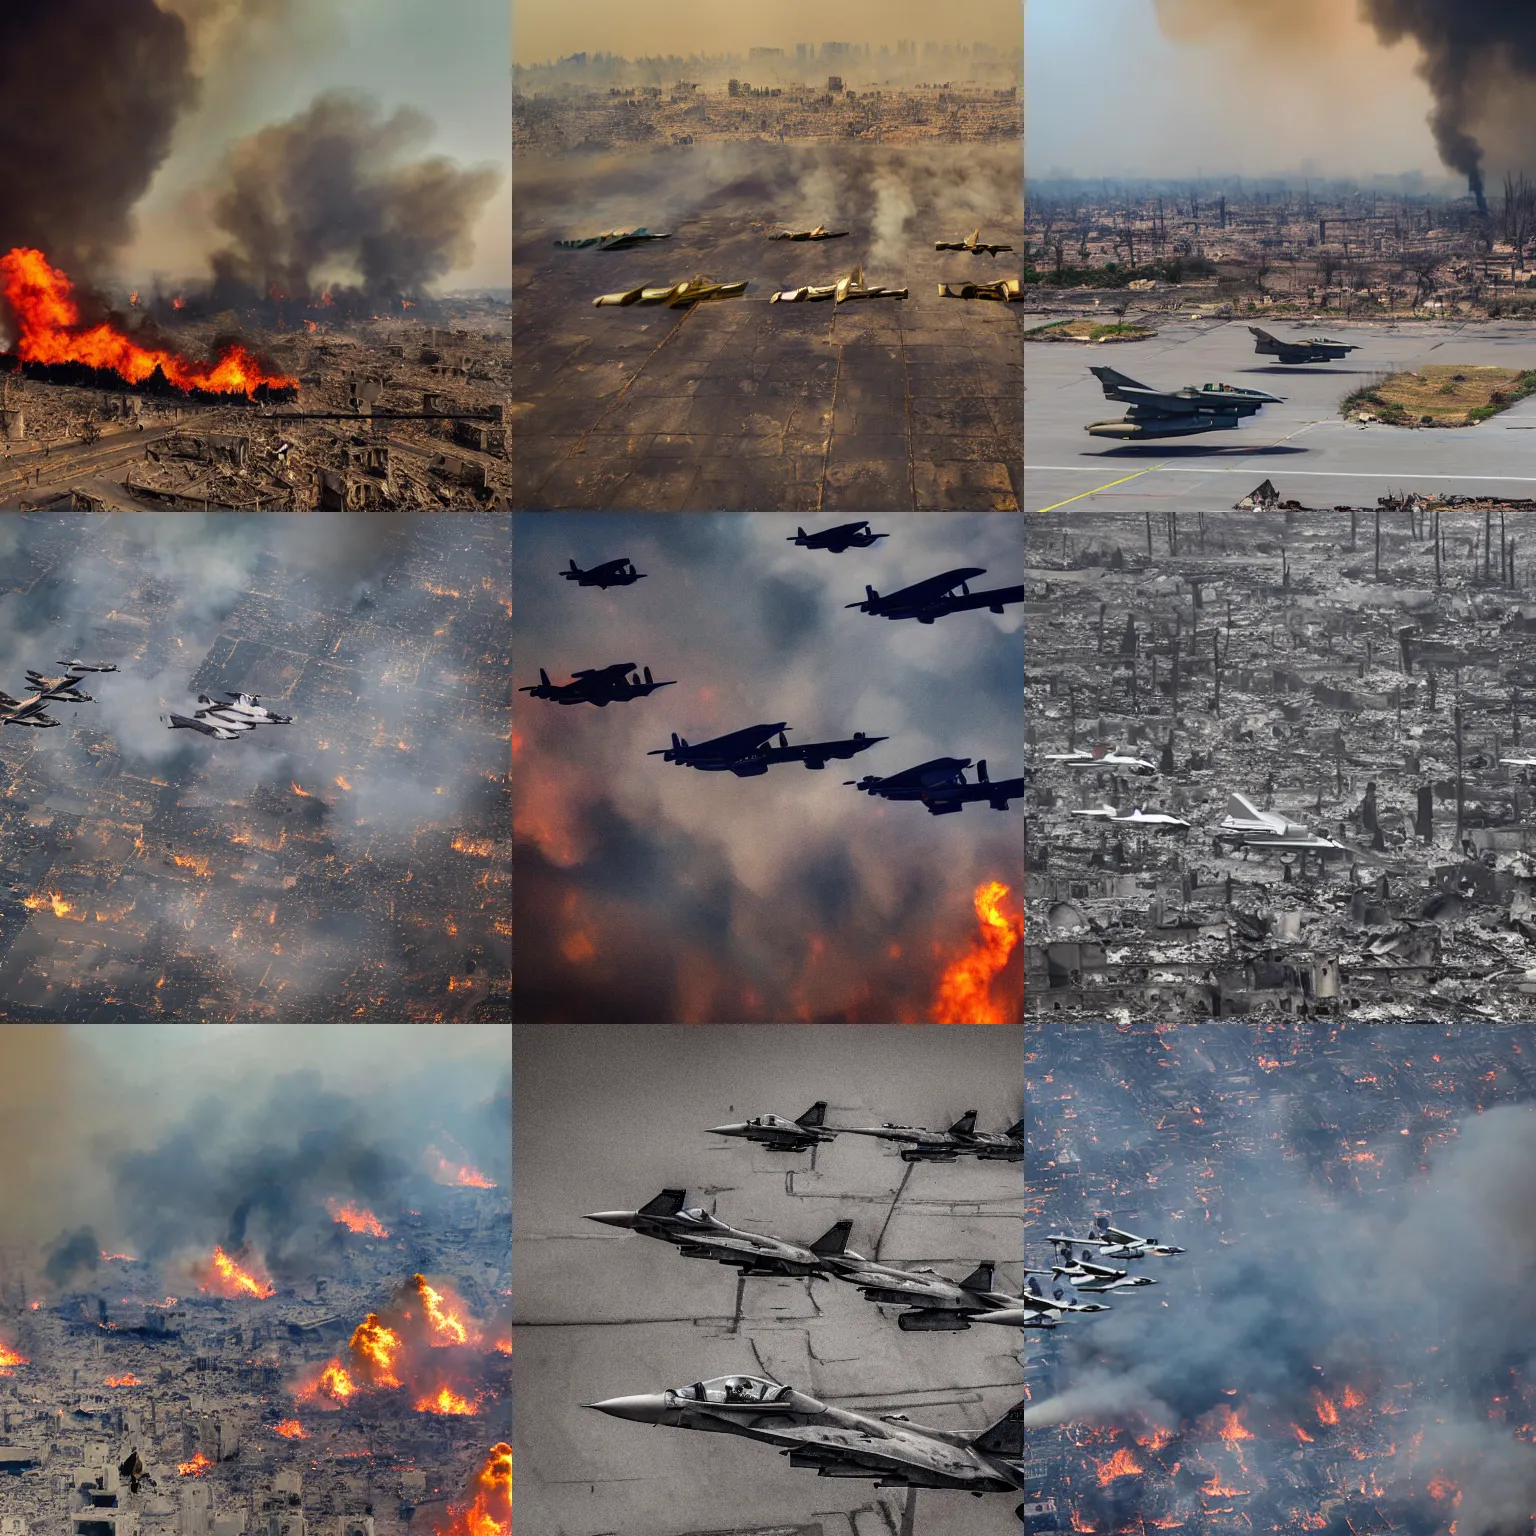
[524, 532, 1023, 817]
[164, 692, 293, 740]
[586, 1099, 1033, 1520]
[0, 661, 116, 729]
[709, 1103, 1023, 1161]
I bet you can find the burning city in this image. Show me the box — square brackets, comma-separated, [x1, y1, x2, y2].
[1022, 1021, 1536, 1535]
[0, 1026, 511, 1535]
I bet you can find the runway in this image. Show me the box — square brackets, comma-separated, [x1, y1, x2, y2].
[1024, 316, 1536, 513]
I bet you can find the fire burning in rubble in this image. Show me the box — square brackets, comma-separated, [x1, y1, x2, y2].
[197, 1245, 276, 1299]
[931, 880, 1022, 1023]
[424, 1146, 496, 1188]
[1096, 1444, 1143, 1485]
[412, 1273, 480, 1347]
[177, 1452, 213, 1477]
[1, 248, 296, 399]
[416, 1384, 481, 1415]
[296, 1360, 356, 1406]
[104, 1374, 140, 1387]
[350, 1314, 403, 1388]
[0, 1339, 29, 1375]
[272, 1419, 308, 1439]
[325, 1197, 390, 1238]
[434, 1443, 511, 1536]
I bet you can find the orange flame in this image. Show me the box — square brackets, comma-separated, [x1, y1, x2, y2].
[433, 1443, 511, 1536]
[1291, 1422, 1314, 1443]
[23, 890, 75, 918]
[1342, 1384, 1366, 1409]
[349, 1313, 402, 1388]
[272, 1419, 308, 1439]
[931, 880, 1022, 1023]
[425, 1146, 496, 1188]
[492, 1336, 512, 1355]
[412, 1273, 481, 1347]
[296, 1359, 356, 1405]
[451, 835, 496, 858]
[1135, 1425, 1174, 1452]
[104, 1373, 140, 1387]
[1201, 1472, 1248, 1497]
[333, 775, 353, 790]
[1212, 1403, 1255, 1444]
[1096, 1445, 1142, 1484]
[178, 1452, 213, 1477]
[199, 1246, 275, 1299]
[415, 1384, 480, 1415]
[291, 781, 312, 797]
[1, 248, 296, 398]
[325, 1197, 389, 1238]
[1313, 1389, 1339, 1426]
[1427, 1475, 1459, 1501]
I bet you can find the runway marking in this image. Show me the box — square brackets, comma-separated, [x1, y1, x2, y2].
[1032, 463, 1168, 513]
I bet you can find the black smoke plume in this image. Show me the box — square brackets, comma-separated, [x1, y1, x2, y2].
[207, 90, 502, 304]
[0, 1, 195, 277]
[1360, 0, 1536, 215]
[44, 1226, 102, 1288]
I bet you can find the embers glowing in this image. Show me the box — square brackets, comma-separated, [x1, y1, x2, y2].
[23, 890, 75, 918]
[325, 1197, 390, 1238]
[0, 248, 297, 398]
[104, 1374, 140, 1387]
[415, 1384, 480, 1416]
[451, 834, 496, 858]
[272, 1419, 308, 1439]
[1342, 1384, 1366, 1410]
[424, 1146, 496, 1188]
[198, 1245, 276, 1299]
[1096, 1445, 1142, 1485]
[434, 1443, 511, 1536]
[931, 879, 1022, 1023]
[1312, 1388, 1340, 1426]
[177, 1452, 213, 1477]
[350, 1313, 403, 1388]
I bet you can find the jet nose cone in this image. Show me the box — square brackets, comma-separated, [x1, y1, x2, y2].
[587, 1393, 669, 1423]
[709, 1123, 747, 1136]
[584, 1211, 636, 1228]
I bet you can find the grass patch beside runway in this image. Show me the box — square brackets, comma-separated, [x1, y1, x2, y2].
[1025, 318, 1157, 343]
[1342, 365, 1536, 426]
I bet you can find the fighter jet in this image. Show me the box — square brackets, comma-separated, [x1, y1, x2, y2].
[585, 1190, 854, 1278]
[197, 693, 293, 725]
[1249, 326, 1358, 365]
[594, 276, 748, 308]
[1069, 804, 1189, 830]
[23, 672, 94, 702]
[709, 1102, 837, 1152]
[519, 663, 676, 707]
[1045, 746, 1158, 775]
[838, 1111, 981, 1162]
[649, 723, 885, 776]
[769, 224, 849, 241]
[846, 567, 1023, 623]
[0, 667, 104, 728]
[846, 757, 1023, 815]
[935, 228, 1015, 256]
[555, 228, 672, 250]
[1086, 365, 1282, 440]
[1049, 1242, 1158, 1293]
[560, 557, 646, 589]
[589, 1375, 1028, 1501]
[54, 660, 117, 672]
[786, 521, 888, 552]
[162, 712, 250, 740]
[769, 266, 908, 303]
[1046, 1216, 1184, 1259]
[939, 278, 1024, 301]
[966, 1119, 1024, 1161]
[830, 1258, 1053, 1332]
[1216, 792, 1346, 853]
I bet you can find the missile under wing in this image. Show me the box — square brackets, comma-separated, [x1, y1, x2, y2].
[1086, 365, 1282, 440]
[1249, 326, 1358, 364]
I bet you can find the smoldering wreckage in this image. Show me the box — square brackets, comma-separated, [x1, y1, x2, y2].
[1027, 497, 1536, 1019]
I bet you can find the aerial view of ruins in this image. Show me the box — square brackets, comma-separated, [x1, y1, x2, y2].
[513, 28, 1023, 510]
[0, 1, 510, 510]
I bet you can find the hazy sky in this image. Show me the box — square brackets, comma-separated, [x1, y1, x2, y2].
[123, 0, 510, 289]
[1027, 0, 1446, 182]
[514, 0, 1022, 66]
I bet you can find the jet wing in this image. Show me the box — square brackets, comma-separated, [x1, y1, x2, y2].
[869, 567, 988, 608]
[1219, 793, 1289, 835]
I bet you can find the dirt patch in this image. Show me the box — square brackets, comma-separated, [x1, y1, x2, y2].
[1342, 364, 1536, 427]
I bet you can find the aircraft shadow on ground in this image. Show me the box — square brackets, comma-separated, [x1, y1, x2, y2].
[1240, 364, 1367, 376]
[1091, 442, 1311, 458]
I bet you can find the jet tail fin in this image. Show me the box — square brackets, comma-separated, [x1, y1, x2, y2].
[638, 1189, 688, 1218]
[971, 1399, 1026, 1458]
[809, 1219, 853, 1257]
[539, 668, 550, 687]
[948, 1110, 978, 1137]
[1004, 1119, 1024, 1139]
[795, 1100, 828, 1129]
[643, 666, 653, 684]
[958, 1262, 995, 1294]
[569, 558, 579, 571]
[977, 759, 989, 783]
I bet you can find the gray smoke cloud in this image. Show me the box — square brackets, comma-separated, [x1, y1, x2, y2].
[1031, 1072, 1536, 1532]
[208, 89, 503, 301]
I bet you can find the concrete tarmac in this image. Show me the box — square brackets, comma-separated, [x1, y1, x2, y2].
[513, 1024, 1027, 1536]
[1024, 317, 1536, 515]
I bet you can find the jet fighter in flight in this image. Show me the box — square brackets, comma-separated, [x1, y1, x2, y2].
[1045, 746, 1158, 775]
[1086, 365, 1282, 440]
[1249, 326, 1358, 365]
[197, 693, 293, 726]
[163, 712, 251, 740]
[589, 1376, 1029, 1502]
[769, 224, 849, 241]
[1046, 1215, 1184, 1258]
[845, 567, 1023, 623]
[519, 663, 675, 707]
[594, 276, 748, 308]
[786, 521, 888, 552]
[935, 228, 1015, 256]
[939, 277, 1023, 301]
[770, 266, 908, 303]
[555, 228, 672, 249]
[838, 1111, 981, 1162]
[831, 1258, 1056, 1332]
[561, 557, 647, 589]
[1048, 1242, 1158, 1293]
[0, 665, 108, 728]
[649, 723, 885, 776]
[846, 757, 1023, 815]
[586, 1189, 853, 1278]
[709, 1102, 837, 1152]
[54, 660, 117, 672]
